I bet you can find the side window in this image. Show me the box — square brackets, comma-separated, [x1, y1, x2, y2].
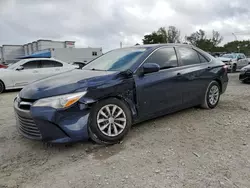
[52, 61, 63, 67]
[178, 47, 200, 66]
[198, 53, 209, 63]
[22, 61, 40, 69]
[144, 47, 178, 69]
[41, 60, 63, 68]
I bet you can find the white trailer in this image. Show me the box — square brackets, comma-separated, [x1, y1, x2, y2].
[0, 47, 2, 62]
[21, 47, 103, 64]
[37, 40, 75, 51]
[1, 45, 25, 64]
[51, 48, 102, 63]
[27, 43, 32, 55]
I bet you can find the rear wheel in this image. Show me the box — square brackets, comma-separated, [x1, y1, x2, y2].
[0, 81, 5, 94]
[201, 81, 220, 109]
[232, 64, 237, 72]
[88, 98, 132, 145]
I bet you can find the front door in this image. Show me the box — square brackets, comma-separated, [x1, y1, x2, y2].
[237, 54, 248, 69]
[12, 60, 41, 87]
[134, 47, 183, 119]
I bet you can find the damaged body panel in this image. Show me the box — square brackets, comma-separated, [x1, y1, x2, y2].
[14, 44, 228, 144]
[15, 69, 137, 143]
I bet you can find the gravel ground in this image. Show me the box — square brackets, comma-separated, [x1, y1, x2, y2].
[0, 73, 250, 188]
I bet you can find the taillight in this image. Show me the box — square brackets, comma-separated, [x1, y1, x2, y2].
[223, 65, 228, 71]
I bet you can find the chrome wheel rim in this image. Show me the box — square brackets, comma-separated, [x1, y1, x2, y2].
[208, 85, 219, 105]
[97, 104, 126, 137]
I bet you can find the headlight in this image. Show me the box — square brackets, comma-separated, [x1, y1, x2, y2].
[33, 91, 87, 109]
[15, 94, 21, 103]
[241, 68, 247, 73]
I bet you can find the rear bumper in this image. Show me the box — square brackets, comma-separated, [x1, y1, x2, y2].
[14, 98, 90, 143]
[221, 81, 228, 94]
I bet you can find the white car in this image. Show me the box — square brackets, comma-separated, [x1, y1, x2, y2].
[218, 53, 249, 72]
[0, 58, 77, 93]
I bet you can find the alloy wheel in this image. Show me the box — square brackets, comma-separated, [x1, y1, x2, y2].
[208, 85, 219, 105]
[97, 104, 127, 137]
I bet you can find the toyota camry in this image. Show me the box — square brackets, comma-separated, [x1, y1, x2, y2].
[14, 44, 228, 144]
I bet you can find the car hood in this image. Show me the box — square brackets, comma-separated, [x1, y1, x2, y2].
[243, 64, 250, 69]
[19, 69, 119, 100]
[0, 68, 12, 72]
[218, 57, 233, 61]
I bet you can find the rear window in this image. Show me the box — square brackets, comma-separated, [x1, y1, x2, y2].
[178, 47, 200, 66]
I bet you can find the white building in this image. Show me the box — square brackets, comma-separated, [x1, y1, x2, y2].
[0, 39, 102, 64]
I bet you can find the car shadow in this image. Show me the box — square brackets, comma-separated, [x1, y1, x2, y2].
[3, 89, 22, 93]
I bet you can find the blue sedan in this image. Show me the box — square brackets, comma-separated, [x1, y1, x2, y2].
[14, 44, 228, 144]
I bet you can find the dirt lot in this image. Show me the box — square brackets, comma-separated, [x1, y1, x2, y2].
[0, 73, 250, 188]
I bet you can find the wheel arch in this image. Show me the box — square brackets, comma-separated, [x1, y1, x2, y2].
[88, 95, 138, 122]
[214, 78, 222, 93]
[0, 79, 5, 90]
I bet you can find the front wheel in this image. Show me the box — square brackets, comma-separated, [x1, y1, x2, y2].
[88, 98, 132, 144]
[0, 81, 5, 94]
[232, 64, 237, 72]
[201, 81, 221, 109]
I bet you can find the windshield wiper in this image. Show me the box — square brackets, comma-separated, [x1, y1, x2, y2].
[90, 68, 103, 71]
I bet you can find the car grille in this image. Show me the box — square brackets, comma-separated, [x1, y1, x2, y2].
[15, 98, 42, 139]
[16, 113, 42, 139]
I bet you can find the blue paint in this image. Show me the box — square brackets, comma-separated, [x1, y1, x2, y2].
[18, 50, 51, 59]
[14, 44, 229, 143]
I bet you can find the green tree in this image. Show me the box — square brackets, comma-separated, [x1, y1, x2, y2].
[186, 29, 223, 52]
[167, 26, 180, 43]
[186, 29, 206, 46]
[142, 26, 180, 44]
[212, 30, 223, 46]
[224, 40, 250, 55]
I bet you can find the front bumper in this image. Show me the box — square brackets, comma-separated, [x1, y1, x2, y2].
[14, 98, 90, 143]
[239, 71, 250, 81]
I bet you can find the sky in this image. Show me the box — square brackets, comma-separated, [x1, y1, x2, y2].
[0, 0, 250, 52]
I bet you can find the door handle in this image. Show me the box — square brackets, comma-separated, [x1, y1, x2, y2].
[55, 69, 60, 71]
[33, 70, 38, 73]
[206, 66, 212, 70]
[177, 72, 181, 76]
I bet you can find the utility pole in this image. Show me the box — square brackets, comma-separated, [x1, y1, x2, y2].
[232, 33, 240, 52]
[120, 42, 122, 48]
[232, 33, 238, 41]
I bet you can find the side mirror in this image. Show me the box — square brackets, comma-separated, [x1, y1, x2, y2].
[237, 57, 242, 60]
[16, 66, 24, 71]
[143, 63, 160, 74]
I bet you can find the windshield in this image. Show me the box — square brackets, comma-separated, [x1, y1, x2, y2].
[83, 48, 147, 71]
[7, 60, 25, 70]
[222, 54, 236, 59]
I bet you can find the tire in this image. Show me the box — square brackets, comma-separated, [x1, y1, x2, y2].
[0, 81, 5, 94]
[201, 81, 221, 109]
[242, 79, 250, 84]
[88, 98, 132, 144]
[232, 64, 237, 73]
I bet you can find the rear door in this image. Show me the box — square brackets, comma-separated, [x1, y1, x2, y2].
[12, 60, 41, 87]
[134, 47, 183, 118]
[39, 60, 68, 79]
[175, 47, 211, 107]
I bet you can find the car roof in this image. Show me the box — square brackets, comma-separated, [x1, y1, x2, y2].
[21, 57, 58, 61]
[131, 43, 193, 49]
